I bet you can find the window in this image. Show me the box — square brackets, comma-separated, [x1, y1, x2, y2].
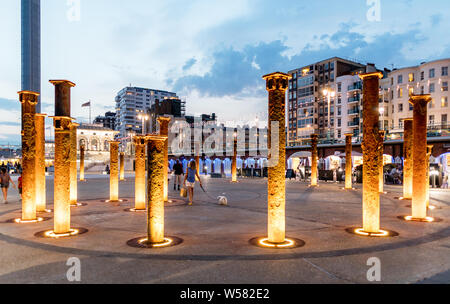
[421, 86, 425, 94]
[338, 129, 342, 138]
[408, 73, 414, 82]
[442, 67, 448, 76]
[391, 78, 394, 85]
[338, 118, 342, 128]
[398, 103, 403, 112]
[409, 103, 413, 111]
[409, 87, 414, 96]
[398, 75, 403, 84]
[429, 69, 435, 78]
[429, 98, 435, 109]
[337, 83, 342, 92]
[399, 119, 403, 128]
[429, 83, 435, 93]
[398, 88, 403, 98]
[429, 115, 435, 125]
[442, 97, 448, 107]
[392, 104, 395, 114]
[420, 71, 425, 81]
[442, 114, 448, 125]
[442, 82, 448, 92]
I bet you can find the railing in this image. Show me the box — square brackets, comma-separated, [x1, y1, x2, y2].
[348, 108, 360, 115]
[348, 96, 360, 103]
[348, 83, 362, 91]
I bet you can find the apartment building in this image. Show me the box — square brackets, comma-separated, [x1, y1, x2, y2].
[287, 57, 365, 146]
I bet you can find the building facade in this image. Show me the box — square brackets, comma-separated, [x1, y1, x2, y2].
[93, 111, 116, 130]
[21, 0, 41, 112]
[115, 86, 178, 138]
[287, 57, 365, 146]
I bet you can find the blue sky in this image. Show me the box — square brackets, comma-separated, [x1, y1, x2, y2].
[0, 0, 449, 144]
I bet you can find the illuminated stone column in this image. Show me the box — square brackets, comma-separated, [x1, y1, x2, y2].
[310, 134, 319, 187]
[158, 116, 171, 202]
[69, 122, 79, 206]
[426, 145, 433, 207]
[360, 72, 383, 233]
[379, 130, 385, 194]
[109, 141, 120, 202]
[344, 133, 353, 190]
[231, 133, 238, 182]
[35, 113, 47, 212]
[120, 152, 125, 181]
[18, 91, 38, 221]
[410, 95, 431, 220]
[50, 80, 76, 234]
[79, 145, 85, 181]
[195, 143, 201, 181]
[263, 72, 290, 244]
[146, 135, 168, 244]
[134, 136, 146, 211]
[402, 119, 413, 200]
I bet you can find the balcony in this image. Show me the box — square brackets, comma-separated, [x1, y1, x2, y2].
[348, 108, 360, 115]
[348, 83, 362, 91]
[348, 120, 360, 128]
[348, 96, 360, 104]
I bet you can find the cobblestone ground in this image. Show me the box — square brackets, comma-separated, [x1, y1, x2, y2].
[0, 174, 449, 284]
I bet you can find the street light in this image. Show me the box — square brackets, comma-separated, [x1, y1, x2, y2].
[137, 114, 149, 135]
[323, 89, 336, 142]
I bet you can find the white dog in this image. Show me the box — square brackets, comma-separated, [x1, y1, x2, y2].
[217, 196, 228, 206]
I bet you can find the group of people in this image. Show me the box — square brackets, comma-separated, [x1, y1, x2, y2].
[171, 160, 202, 206]
[0, 167, 21, 204]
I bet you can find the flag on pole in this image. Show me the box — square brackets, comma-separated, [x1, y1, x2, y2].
[82, 101, 91, 107]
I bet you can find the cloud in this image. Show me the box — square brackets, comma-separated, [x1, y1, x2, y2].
[182, 58, 197, 71]
[430, 14, 443, 27]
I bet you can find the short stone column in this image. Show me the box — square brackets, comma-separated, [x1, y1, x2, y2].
[410, 95, 431, 220]
[231, 133, 238, 182]
[79, 145, 85, 181]
[158, 116, 171, 203]
[70, 122, 79, 206]
[146, 135, 168, 244]
[379, 130, 385, 194]
[344, 133, 353, 190]
[402, 119, 413, 200]
[35, 113, 47, 212]
[263, 72, 290, 244]
[310, 134, 319, 187]
[134, 136, 146, 211]
[120, 152, 125, 181]
[109, 141, 120, 202]
[18, 91, 39, 221]
[50, 79, 76, 234]
[360, 72, 383, 233]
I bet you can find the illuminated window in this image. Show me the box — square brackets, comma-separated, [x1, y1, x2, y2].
[409, 87, 414, 96]
[442, 97, 448, 107]
[408, 73, 414, 82]
[398, 88, 403, 98]
[442, 82, 448, 92]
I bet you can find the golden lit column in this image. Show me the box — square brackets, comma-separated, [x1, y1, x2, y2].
[263, 72, 290, 244]
[35, 113, 47, 212]
[79, 145, 85, 181]
[379, 130, 385, 194]
[158, 116, 171, 202]
[109, 141, 120, 202]
[195, 143, 201, 181]
[310, 134, 319, 187]
[120, 152, 125, 181]
[50, 79, 76, 234]
[18, 91, 39, 221]
[134, 136, 146, 211]
[69, 122, 79, 206]
[360, 72, 383, 233]
[345, 133, 353, 190]
[146, 135, 168, 244]
[402, 119, 413, 200]
[410, 95, 431, 220]
[231, 133, 238, 182]
[426, 145, 433, 207]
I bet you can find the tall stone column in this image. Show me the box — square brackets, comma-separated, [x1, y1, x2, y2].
[426, 145, 433, 208]
[35, 113, 47, 213]
[134, 136, 146, 211]
[310, 134, 319, 187]
[360, 72, 383, 233]
[18, 91, 38, 221]
[344, 133, 353, 190]
[50, 80, 76, 234]
[410, 95, 431, 220]
[231, 133, 238, 182]
[109, 141, 120, 202]
[69, 122, 79, 206]
[402, 118, 413, 200]
[379, 130, 385, 194]
[263, 72, 290, 244]
[120, 152, 125, 181]
[79, 145, 85, 181]
[158, 116, 171, 203]
[195, 143, 201, 181]
[146, 135, 168, 244]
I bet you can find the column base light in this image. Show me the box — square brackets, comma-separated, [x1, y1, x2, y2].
[125, 208, 146, 213]
[346, 227, 399, 237]
[13, 217, 45, 224]
[398, 215, 441, 223]
[249, 237, 305, 249]
[127, 236, 183, 249]
[35, 227, 88, 239]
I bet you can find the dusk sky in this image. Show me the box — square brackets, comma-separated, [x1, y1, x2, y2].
[1, 0, 449, 144]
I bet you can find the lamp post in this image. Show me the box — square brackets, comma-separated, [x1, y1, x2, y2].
[323, 89, 336, 142]
[137, 114, 149, 135]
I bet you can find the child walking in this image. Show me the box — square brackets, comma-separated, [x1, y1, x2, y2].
[183, 160, 202, 206]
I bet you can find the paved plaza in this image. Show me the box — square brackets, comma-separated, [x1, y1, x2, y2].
[0, 175, 449, 284]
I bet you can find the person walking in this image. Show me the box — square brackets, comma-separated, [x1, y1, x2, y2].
[183, 160, 202, 206]
[1, 167, 17, 204]
[173, 160, 184, 191]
